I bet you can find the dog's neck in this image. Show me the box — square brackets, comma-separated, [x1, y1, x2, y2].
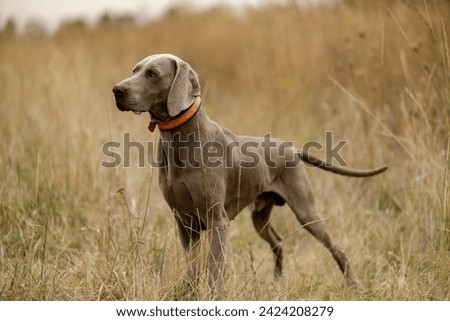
[148, 97, 202, 133]
[157, 103, 211, 142]
[157, 100, 211, 176]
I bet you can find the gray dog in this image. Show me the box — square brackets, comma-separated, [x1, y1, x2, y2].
[113, 54, 387, 299]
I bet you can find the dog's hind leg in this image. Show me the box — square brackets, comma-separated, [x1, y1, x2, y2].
[251, 198, 283, 277]
[279, 169, 358, 287]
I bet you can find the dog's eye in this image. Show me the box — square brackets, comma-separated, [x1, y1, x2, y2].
[147, 70, 158, 78]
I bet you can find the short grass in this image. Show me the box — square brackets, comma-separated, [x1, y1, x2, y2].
[0, 0, 449, 300]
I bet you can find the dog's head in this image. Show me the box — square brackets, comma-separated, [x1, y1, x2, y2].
[112, 54, 201, 123]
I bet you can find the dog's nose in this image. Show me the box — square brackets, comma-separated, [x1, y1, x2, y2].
[112, 85, 127, 97]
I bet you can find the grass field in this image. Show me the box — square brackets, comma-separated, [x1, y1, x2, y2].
[0, 0, 449, 300]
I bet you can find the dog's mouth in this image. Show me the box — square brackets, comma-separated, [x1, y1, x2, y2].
[115, 101, 128, 111]
[115, 99, 163, 120]
[115, 101, 144, 115]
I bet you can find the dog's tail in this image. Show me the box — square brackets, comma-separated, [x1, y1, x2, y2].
[296, 150, 388, 177]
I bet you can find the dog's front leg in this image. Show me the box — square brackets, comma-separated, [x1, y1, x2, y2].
[175, 217, 201, 297]
[208, 217, 229, 300]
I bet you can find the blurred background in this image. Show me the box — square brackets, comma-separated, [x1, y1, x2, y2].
[0, 0, 449, 300]
[0, 0, 322, 33]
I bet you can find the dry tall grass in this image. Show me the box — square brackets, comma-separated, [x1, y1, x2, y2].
[0, 0, 449, 300]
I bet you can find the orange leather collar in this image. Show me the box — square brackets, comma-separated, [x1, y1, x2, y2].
[148, 97, 202, 132]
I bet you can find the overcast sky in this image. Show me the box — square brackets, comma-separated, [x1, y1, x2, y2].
[0, 0, 274, 32]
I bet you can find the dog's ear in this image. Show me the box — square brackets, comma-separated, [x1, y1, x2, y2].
[167, 59, 201, 117]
